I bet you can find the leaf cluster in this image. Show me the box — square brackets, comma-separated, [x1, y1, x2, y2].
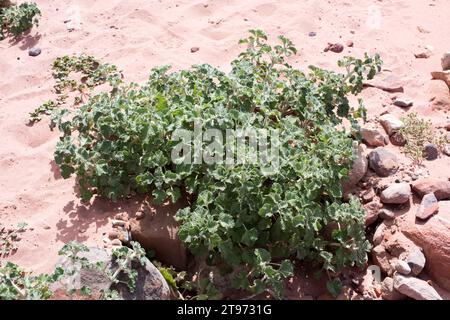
[0, 2, 40, 40]
[52, 30, 380, 298]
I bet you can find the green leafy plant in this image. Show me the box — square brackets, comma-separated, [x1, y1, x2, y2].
[52, 30, 380, 298]
[30, 54, 123, 123]
[0, 222, 27, 257]
[399, 112, 447, 164]
[0, 2, 40, 40]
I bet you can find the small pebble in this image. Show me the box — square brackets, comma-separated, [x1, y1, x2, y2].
[308, 31, 317, 37]
[28, 48, 41, 57]
[393, 97, 413, 108]
[346, 40, 354, 47]
[190, 47, 199, 53]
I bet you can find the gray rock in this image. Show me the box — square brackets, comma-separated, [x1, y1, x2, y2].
[393, 97, 413, 108]
[53, 247, 170, 300]
[380, 183, 411, 204]
[368, 147, 399, 177]
[444, 144, 450, 156]
[393, 260, 411, 275]
[381, 277, 406, 300]
[442, 52, 450, 71]
[423, 143, 438, 160]
[380, 114, 403, 136]
[360, 127, 387, 147]
[308, 31, 316, 37]
[416, 193, 439, 220]
[393, 274, 442, 300]
[406, 249, 426, 276]
[28, 47, 41, 57]
[379, 208, 395, 220]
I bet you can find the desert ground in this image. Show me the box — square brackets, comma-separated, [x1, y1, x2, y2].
[1, 0, 450, 299]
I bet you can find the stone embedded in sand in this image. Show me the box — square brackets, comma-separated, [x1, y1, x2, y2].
[380, 183, 411, 204]
[411, 178, 450, 200]
[324, 42, 344, 53]
[308, 31, 316, 37]
[441, 52, 450, 70]
[393, 275, 442, 300]
[52, 247, 170, 300]
[373, 220, 393, 246]
[360, 127, 387, 147]
[190, 47, 199, 53]
[401, 201, 450, 290]
[423, 143, 439, 160]
[393, 97, 413, 108]
[416, 193, 439, 220]
[444, 144, 450, 156]
[363, 73, 404, 93]
[28, 47, 41, 57]
[379, 114, 404, 136]
[346, 40, 354, 47]
[368, 147, 399, 177]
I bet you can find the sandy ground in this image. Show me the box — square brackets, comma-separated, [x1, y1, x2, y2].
[1, 0, 449, 285]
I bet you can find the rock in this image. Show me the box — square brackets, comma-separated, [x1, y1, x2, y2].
[379, 208, 395, 220]
[368, 147, 399, 177]
[346, 40, 354, 47]
[393, 97, 413, 108]
[372, 245, 395, 275]
[52, 247, 170, 300]
[342, 144, 368, 189]
[423, 143, 439, 160]
[110, 239, 122, 246]
[373, 221, 391, 246]
[114, 213, 129, 221]
[392, 260, 411, 275]
[389, 132, 407, 146]
[379, 114, 404, 136]
[406, 249, 426, 276]
[427, 80, 450, 111]
[442, 52, 450, 71]
[129, 198, 188, 270]
[444, 144, 450, 156]
[324, 42, 344, 53]
[361, 188, 375, 203]
[363, 73, 404, 93]
[380, 183, 411, 204]
[416, 193, 439, 220]
[308, 31, 316, 37]
[28, 47, 41, 57]
[417, 26, 430, 34]
[414, 51, 431, 59]
[393, 275, 442, 300]
[381, 277, 406, 300]
[411, 178, 450, 200]
[431, 70, 450, 89]
[364, 200, 382, 226]
[360, 127, 387, 147]
[401, 201, 450, 290]
[190, 47, 199, 53]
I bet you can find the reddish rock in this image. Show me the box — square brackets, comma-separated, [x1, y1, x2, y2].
[342, 144, 368, 191]
[380, 183, 411, 204]
[416, 193, 439, 220]
[411, 178, 450, 200]
[400, 201, 450, 290]
[364, 200, 382, 226]
[394, 275, 442, 300]
[360, 127, 387, 147]
[346, 40, 354, 47]
[368, 147, 399, 177]
[389, 132, 407, 146]
[190, 47, 199, 53]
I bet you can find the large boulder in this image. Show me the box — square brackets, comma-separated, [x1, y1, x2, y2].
[51, 247, 170, 300]
[129, 198, 188, 270]
[411, 178, 450, 200]
[368, 147, 399, 177]
[393, 274, 442, 300]
[400, 201, 450, 290]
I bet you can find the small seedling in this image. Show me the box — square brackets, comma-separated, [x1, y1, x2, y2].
[0, 222, 28, 257]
